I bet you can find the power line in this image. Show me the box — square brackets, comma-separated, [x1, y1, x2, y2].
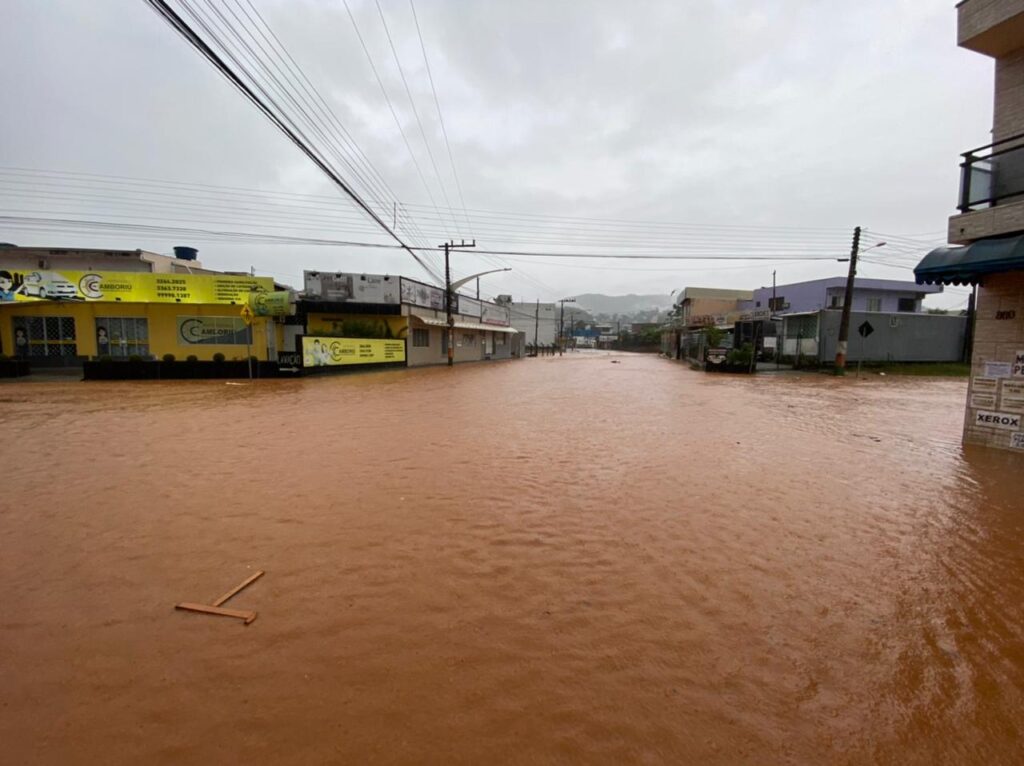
[183, 0, 445, 276]
[374, 0, 460, 235]
[236, 0, 408, 220]
[0, 167, 860, 241]
[408, 0, 473, 240]
[340, 0, 449, 247]
[0, 214, 857, 261]
[0, 178, 855, 250]
[142, 0, 442, 282]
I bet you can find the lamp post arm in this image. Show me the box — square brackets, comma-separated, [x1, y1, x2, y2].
[450, 268, 511, 293]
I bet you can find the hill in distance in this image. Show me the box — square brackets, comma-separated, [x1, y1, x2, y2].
[572, 293, 674, 317]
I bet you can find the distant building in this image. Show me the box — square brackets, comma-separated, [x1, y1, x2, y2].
[665, 277, 957, 365]
[777, 311, 967, 364]
[506, 301, 591, 346]
[739, 277, 942, 318]
[673, 287, 753, 328]
[914, 0, 1024, 454]
[297, 271, 521, 367]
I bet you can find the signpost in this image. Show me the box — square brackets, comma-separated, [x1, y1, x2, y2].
[240, 303, 254, 380]
[856, 321, 874, 378]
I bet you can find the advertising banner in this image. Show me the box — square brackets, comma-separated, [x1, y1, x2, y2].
[304, 272, 399, 304]
[458, 296, 482, 319]
[400, 278, 445, 310]
[481, 302, 511, 326]
[351, 274, 399, 304]
[0, 268, 274, 305]
[177, 316, 250, 345]
[301, 336, 406, 367]
[304, 272, 353, 301]
[248, 289, 291, 316]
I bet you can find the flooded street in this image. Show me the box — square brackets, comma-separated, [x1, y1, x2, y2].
[2, 352, 1023, 764]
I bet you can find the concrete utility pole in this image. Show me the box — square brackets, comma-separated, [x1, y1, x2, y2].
[440, 239, 476, 367]
[834, 226, 861, 374]
[534, 299, 540, 349]
[772, 270, 778, 370]
[558, 297, 576, 356]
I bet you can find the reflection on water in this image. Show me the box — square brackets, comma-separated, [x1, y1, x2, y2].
[1, 353, 1022, 764]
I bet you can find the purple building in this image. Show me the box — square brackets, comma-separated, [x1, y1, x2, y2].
[738, 277, 942, 318]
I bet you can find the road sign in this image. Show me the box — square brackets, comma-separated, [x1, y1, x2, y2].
[857, 321, 874, 338]
[240, 304, 254, 326]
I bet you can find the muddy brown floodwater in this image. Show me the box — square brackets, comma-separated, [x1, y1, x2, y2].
[2, 352, 1024, 764]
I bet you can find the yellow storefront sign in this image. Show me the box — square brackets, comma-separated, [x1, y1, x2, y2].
[302, 336, 406, 367]
[0, 268, 275, 305]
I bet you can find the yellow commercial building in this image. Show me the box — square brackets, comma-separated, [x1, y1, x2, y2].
[0, 267, 284, 363]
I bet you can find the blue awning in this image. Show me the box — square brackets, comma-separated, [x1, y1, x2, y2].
[914, 234, 1024, 286]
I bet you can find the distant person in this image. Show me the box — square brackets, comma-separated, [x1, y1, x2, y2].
[96, 326, 110, 354]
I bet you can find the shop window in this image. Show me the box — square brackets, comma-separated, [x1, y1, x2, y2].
[462, 334, 475, 346]
[11, 316, 77, 358]
[96, 317, 149, 358]
[412, 328, 429, 347]
[897, 298, 916, 312]
[866, 297, 882, 312]
[496, 333, 506, 346]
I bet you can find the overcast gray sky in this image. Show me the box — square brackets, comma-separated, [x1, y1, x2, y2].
[1, 0, 994, 309]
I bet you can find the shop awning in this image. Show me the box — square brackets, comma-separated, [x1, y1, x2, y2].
[914, 234, 1024, 286]
[412, 315, 518, 333]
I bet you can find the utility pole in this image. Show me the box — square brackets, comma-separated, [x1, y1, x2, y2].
[559, 303, 565, 356]
[534, 299, 539, 350]
[834, 226, 861, 374]
[558, 298, 576, 356]
[476, 277, 480, 300]
[773, 269, 778, 371]
[440, 239, 476, 367]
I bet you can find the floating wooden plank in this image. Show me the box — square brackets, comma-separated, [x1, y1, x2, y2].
[212, 570, 265, 608]
[175, 602, 257, 625]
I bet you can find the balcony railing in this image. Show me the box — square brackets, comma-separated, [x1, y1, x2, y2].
[959, 132, 1024, 212]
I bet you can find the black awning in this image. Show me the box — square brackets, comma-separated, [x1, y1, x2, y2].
[914, 234, 1024, 286]
[296, 300, 401, 316]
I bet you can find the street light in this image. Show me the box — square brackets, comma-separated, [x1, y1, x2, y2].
[450, 267, 512, 296]
[836, 242, 885, 263]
